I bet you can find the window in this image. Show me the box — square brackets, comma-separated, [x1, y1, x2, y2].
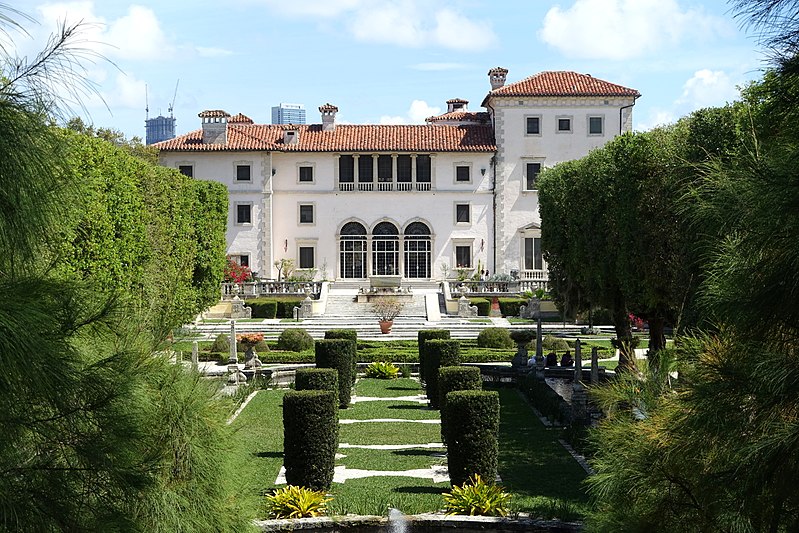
[416, 155, 431, 182]
[455, 165, 470, 183]
[557, 117, 572, 133]
[397, 155, 412, 182]
[232, 254, 249, 267]
[178, 165, 193, 177]
[299, 246, 315, 269]
[456, 203, 470, 224]
[378, 155, 393, 182]
[236, 204, 251, 225]
[526, 116, 541, 135]
[236, 164, 251, 182]
[524, 237, 543, 270]
[589, 116, 604, 135]
[455, 245, 472, 268]
[299, 166, 313, 182]
[339, 155, 354, 183]
[299, 204, 314, 224]
[358, 155, 373, 182]
[525, 162, 542, 191]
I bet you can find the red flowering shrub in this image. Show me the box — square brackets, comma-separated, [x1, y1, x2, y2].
[237, 333, 264, 346]
[628, 313, 645, 331]
[224, 256, 253, 283]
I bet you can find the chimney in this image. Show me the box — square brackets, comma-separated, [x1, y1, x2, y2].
[198, 110, 230, 144]
[319, 103, 338, 131]
[283, 124, 300, 145]
[446, 98, 468, 113]
[488, 67, 508, 90]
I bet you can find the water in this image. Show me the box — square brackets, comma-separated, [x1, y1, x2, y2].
[545, 377, 574, 404]
[387, 508, 407, 533]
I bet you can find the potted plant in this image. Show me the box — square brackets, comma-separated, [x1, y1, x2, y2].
[372, 296, 404, 334]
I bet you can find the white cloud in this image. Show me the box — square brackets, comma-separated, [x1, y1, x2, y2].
[251, 0, 363, 18]
[539, 0, 730, 60]
[432, 8, 496, 51]
[349, 2, 425, 48]
[104, 72, 146, 109]
[196, 46, 234, 58]
[636, 109, 676, 131]
[379, 99, 440, 124]
[105, 5, 173, 60]
[676, 69, 739, 110]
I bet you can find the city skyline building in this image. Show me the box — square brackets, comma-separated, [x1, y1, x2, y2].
[271, 103, 306, 125]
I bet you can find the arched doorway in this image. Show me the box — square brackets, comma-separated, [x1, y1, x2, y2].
[403, 221, 431, 278]
[372, 221, 399, 276]
[339, 221, 367, 278]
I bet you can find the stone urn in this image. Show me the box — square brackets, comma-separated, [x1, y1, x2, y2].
[510, 329, 536, 370]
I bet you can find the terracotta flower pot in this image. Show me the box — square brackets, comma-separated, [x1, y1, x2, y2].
[379, 320, 393, 334]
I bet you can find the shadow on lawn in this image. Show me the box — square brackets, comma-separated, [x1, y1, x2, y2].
[385, 386, 421, 391]
[392, 449, 443, 457]
[254, 451, 283, 459]
[387, 404, 425, 410]
[392, 486, 448, 495]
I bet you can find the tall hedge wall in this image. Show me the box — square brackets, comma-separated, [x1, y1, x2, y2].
[315, 339, 355, 408]
[295, 368, 339, 406]
[418, 329, 450, 384]
[438, 366, 482, 444]
[423, 339, 461, 409]
[325, 329, 358, 383]
[53, 132, 227, 332]
[444, 390, 500, 487]
[282, 390, 338, 491]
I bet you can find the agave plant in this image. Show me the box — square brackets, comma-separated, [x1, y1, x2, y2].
[265, 485, 332, 519]
[364, 361, 400, 379]
[443, 474, 511, 517]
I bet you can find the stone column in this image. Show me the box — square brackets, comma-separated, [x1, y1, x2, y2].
[228, 320, 238, 364]
[590, 346, 599, 385]
[191, 341, 199, 370]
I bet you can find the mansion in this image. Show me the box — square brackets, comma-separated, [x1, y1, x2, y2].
[156, 69, 639, 284]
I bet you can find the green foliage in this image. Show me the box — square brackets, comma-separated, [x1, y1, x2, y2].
[468, 298, 491, 316]
[417, 329, 450, 383]
[277, 328, 315, 352]
[249, 298, 278, 319]
[294, 368, 339, 406]
[276, 299, 304, 318]
[364, 361, 400, 379]
[476, 327, 514, 349]
[423, 339, 461, 409]
[542, 334, 569, 352]
[210, 333, 230, 353]
[444, 390, 500, 488]
[315, 339, 355, 408]
[265, 485, 332, 519]
[443, 474, 511, 517]
[282, 390, 338, 491]
[324, 329, 358, 341]
[497, 298, 526, 317]
[439, 366, 482, 444]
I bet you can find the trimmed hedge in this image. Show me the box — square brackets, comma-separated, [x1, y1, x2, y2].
[423, 339, 461, 409]
[418, 330, 450, 384]
[249, 299, 278, 319]
[439, 366, 482, 444]
[282, 390, 338, 491]
[315, 339, 355, 408]
[210, 334, 230, 353]
[325, 329, 358, 383]
[476, 328, 514, 349]
[277, 329, 314, 352]
[276, 299, 303, 319]
[468, 298, 491, 316]
[498, 298, 526, 317]
[444, 390, 500, 487]
[295, 368, 339, 406]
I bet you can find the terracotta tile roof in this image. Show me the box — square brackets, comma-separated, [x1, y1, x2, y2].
[488, 71, 640, 98]
[198, 109, 230, 118]
[156, 124, 496, 153]
[228, 113, 253, 123]
[425, 111, 490, 124]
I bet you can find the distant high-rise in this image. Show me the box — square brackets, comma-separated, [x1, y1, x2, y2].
[271, 103, 306, 124]
[145, 115, 176, 145]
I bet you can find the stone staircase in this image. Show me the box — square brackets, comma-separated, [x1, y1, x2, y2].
[323, 293, 428, 318]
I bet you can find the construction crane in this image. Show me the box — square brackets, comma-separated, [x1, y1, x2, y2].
[145, 84, 149, 120]
[168, 79, 179, 118]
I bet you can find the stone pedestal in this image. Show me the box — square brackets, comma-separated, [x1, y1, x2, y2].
[571, 339, 589, 424]
[457, 296, 478, 317]
[590, 346, 599, 385]
[230, 295, 252, 319]
[228, 320, 238, 364]
[191, 341, 199, 370]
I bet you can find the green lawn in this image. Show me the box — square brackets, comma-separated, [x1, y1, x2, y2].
[229, 377, 588, 520]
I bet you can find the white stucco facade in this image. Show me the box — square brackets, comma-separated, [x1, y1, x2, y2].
[157, 70, 639, 283]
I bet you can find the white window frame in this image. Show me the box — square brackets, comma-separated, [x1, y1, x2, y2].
[452, 238, 474, 269]
[298, 203, 315, 225]
[525, 114, 542, 136]
[234, 160, 253, 182]
[556, 115, 573, 134]
[454, 202, 471, 225]
[297, 161, 315, 184]
[588, 115, 605, 136]
[519, 229, 546, 273]
[234, 202, 253, 226]
[522, 158, 545, 192]
[453, 162, 472, 184]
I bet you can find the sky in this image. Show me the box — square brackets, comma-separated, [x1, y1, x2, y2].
[7, 0, 770, 141]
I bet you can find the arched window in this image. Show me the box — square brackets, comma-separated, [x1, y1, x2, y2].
[404, 222, 431, 278]
[372, 222, 399, 276]
[339, 222, 367, 278]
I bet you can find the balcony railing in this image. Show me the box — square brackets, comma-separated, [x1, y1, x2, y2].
[222, 281, 323, 299]
[336, 181, 432, 192]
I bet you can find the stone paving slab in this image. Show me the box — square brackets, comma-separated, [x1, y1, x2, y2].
[339, 418, 440, 424]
